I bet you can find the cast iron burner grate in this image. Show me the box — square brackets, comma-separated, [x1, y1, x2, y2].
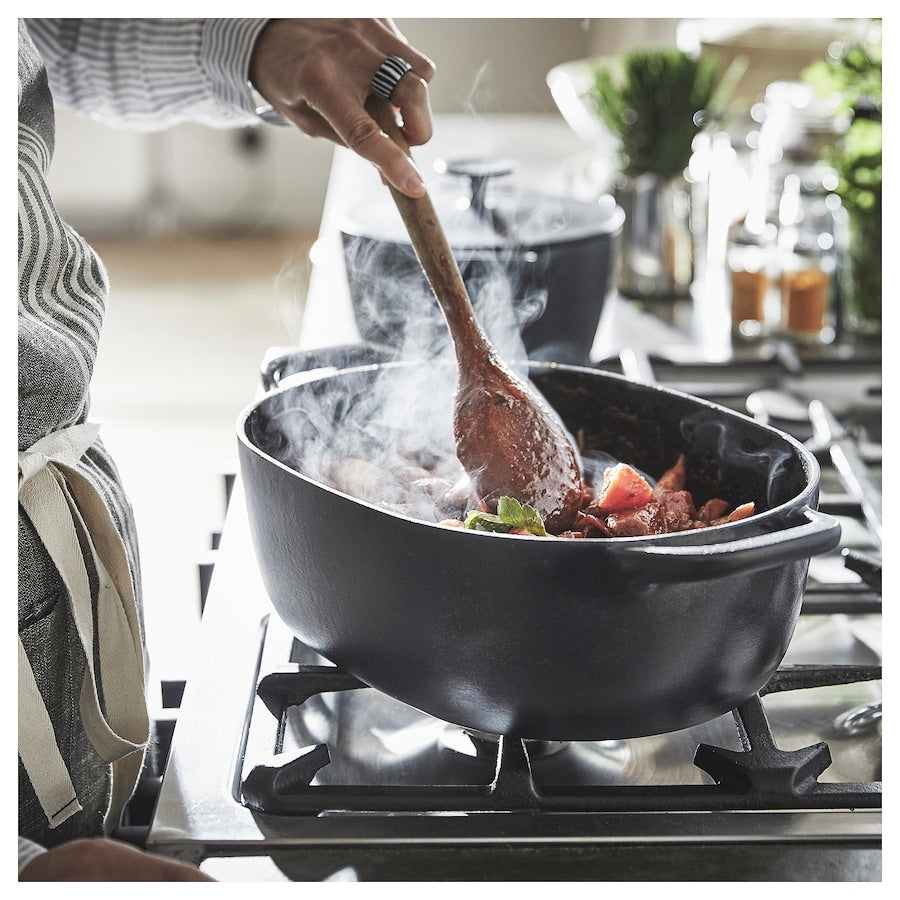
[241, 662, 881, 817]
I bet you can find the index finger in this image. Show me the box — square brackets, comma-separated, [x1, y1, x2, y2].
[311, 80, 431, 197]
[343, 103, 428, 198]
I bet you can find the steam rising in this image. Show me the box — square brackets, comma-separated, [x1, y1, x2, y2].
[254, 181, 566, 522]
[253, 219, 555, 522]
[677, 411, 796, 509]
[342, 232, 547, 367]
[248, 169, 797, 528]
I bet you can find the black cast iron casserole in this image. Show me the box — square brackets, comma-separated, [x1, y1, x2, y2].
[237, 348, 841, 741]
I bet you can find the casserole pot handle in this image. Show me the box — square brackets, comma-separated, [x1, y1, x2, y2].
[261, 343, 399, 391]
[609, 508, 841, 581]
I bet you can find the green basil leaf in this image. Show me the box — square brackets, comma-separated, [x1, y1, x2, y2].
[464, 497, 549, 536]
[497, 497, 549, 536]
[464, 510, 512, 533]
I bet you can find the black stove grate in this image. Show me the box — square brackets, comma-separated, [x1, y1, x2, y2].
[240, 661, 881, 817]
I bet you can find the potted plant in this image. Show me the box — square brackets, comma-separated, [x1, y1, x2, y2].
[803, 24, 881, 338]
[588, 48, 723, 300]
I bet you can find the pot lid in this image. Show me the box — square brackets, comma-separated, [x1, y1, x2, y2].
[340, 156, 624, 249]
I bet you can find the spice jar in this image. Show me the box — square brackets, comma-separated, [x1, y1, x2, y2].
[756, 81, 843, 225]
[726, 219, 776, 339]
[779, 233, 836, 344]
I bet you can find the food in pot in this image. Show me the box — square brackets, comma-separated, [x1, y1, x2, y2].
[254, 358, 758, 542]
[281, 417, 754, 540]
[324, 443, 753, 539]
[446, 454, 754, 538]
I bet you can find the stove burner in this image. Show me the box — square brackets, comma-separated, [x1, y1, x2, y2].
[833, 702, 882, 737]
[240, 661, 881, 817]
[462, 728, 567, 761]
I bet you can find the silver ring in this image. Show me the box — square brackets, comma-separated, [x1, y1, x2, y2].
[369, 55, 413, 101]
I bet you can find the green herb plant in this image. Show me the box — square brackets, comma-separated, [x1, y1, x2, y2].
[588, 48, 722, 179]
[803, 23, 882, 329]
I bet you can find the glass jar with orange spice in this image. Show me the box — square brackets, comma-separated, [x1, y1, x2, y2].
[779, 233, 836, 344]
[726, 220, 777, 340]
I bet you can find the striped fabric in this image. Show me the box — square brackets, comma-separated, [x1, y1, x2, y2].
[25, 18, 268, 129]
[17, 17, 269, 855]
[18, 837, 47, 876]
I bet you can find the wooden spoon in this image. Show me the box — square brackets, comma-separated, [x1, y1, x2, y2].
[366, 97, 584, 532]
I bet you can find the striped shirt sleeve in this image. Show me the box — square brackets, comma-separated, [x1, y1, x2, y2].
[18, 837, 47, 876]
[24, 18, 271, 130]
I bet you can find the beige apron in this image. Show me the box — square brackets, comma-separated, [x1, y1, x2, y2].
[18, 423, 149, 832]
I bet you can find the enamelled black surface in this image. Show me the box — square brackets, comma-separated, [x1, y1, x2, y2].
[237, 346, 841, 741]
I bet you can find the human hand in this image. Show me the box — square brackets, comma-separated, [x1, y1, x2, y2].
[19, 837, 216, 881]
[249, 19, 436, 198]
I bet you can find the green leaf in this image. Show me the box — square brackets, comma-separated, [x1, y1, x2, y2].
[496, 496, 549, 536]
[464, 497, 549, 536]
[801, 23, 881, 207]
[588, 47, 724, 177]
[464, 510, 513, 533]
[844, 118, 882, 161]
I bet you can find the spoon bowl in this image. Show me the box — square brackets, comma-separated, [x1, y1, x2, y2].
[366, 97, 584, 531]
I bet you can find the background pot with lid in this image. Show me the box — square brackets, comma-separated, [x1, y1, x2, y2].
[339, 158, 625, 365]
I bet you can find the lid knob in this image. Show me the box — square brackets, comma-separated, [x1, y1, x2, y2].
[437, 157, 518, 229]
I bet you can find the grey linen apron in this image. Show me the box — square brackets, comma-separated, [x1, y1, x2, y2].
[18, 20, 149, 845]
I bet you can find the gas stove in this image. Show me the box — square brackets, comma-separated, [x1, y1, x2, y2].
[145, 123, 880, 880]
[143, 343, 881, 882]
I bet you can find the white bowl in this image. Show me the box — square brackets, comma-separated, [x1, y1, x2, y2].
[546, 57, 620, 153]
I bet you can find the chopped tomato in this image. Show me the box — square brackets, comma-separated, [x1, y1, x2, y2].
[594, 463, 653, 511]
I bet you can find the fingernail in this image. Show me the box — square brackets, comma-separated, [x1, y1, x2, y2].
[404, 172, 426, 197]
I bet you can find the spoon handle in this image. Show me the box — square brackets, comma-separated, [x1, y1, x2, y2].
[365, 96, 485, 353]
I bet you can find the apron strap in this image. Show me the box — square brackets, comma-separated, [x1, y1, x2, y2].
[17, 638, 82, 828]
[18, 424, 149, 832]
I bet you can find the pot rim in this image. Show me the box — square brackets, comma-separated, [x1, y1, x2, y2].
[237, 357, 824, 549]
[339, 224, 624, 255]
[339, 192, 626, 250]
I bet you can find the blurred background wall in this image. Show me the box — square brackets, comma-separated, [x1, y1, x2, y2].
[46, 17, 846, 238]
[44, 18, 679, 236]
